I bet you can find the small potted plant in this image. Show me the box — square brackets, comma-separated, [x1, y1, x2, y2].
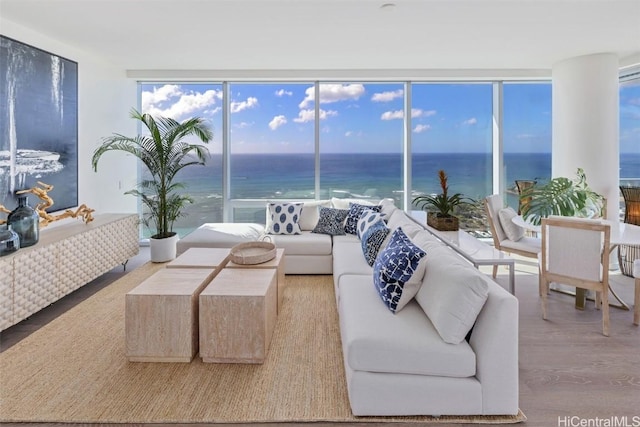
[413, 170, 475, 231]
[520, 167, 605, 226]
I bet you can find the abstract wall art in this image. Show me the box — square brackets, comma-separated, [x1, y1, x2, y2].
[0, 35, 78, 213]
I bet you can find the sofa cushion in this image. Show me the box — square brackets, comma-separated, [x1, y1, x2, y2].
[331, 197, 377, 210]
[312, 207, 349, 236]
[360, 219, 390, 266]
[357, 209, 384, 239]
[498, 207, 524, 241]
[415, 247, 490, 344]
[386, 209, 423, 239]
[373, 227, 428, 313]
[177, 223, 266, 253]
[339, 275, 476, 378]
[344, 203, 382, 236]
[266, 202, 303, 235]
[298, 200, 332, 231]
[267, 231, 332, 256]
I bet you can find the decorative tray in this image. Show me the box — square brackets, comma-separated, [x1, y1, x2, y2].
[229, 241, 276, 265]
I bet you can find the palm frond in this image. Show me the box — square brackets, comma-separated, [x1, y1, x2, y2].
[93, 108, 214, 237]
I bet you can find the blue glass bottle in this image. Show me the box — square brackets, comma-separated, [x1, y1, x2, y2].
[7, 195, 39, 248]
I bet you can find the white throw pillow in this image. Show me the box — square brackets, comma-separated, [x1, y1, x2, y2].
[415, 249, 489, 344]
[266, 202, 303, 235]
[498, 207, 525, 242]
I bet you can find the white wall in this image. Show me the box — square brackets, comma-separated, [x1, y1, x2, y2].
[1, 18, 138, 217]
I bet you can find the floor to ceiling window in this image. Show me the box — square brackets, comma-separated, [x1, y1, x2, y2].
[502, 82, 553, 210]
[139, 83, 223, 238]
[137, 75, 635, 236]
[228, 83, 315, 222]
[620, 76, 640, 188]
[318, 82, 404, 206]
[410, 83, 493, 229]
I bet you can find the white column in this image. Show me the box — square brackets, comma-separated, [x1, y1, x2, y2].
[552, 53, 620, 221]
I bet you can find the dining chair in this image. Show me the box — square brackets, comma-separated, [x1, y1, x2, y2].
[484, 194, 541, 278]
[539, 216, 611, 336]
[618, 186, 640, 277]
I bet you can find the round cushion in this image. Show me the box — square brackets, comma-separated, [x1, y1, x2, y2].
[634, 259, 640, 279]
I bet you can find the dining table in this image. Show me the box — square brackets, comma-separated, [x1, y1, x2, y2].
[512, 214, 640, 310]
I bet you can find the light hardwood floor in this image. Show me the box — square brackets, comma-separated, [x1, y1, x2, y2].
[1, 248, 638, 427]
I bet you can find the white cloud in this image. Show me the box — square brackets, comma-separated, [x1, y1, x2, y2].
[381, 110, 403, 120]
[371, 89, 404, 102]
[269, 115, 287, 130]
[380, 108, 437, 120]
[275, 89, 293, 97]
[293, 108, 338, 123]
[517, 133, 535, 139]
[345, 131, 353, 137]
[463, 117, 477, 125]
[413, 124, 431, 133]
[230, 97, 259, 113]
[299, 84, 365, 108]
[234, 121, 253, 129]
[141, 85, 221, 120]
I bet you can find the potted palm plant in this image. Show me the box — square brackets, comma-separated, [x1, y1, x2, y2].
[412, 169, 475, 231]
[92, 108, 213, 262]
[520, 167, 605, 226]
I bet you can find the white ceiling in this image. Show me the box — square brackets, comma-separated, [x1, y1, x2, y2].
[1, 0, 639, 73]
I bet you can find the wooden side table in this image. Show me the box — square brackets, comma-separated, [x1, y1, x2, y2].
[125, 267, 217, 362]
[199, 268, 277, 364]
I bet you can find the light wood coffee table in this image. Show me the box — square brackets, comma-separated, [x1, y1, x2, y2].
[169, 247, 285, 314]
[125, 268, 217, 362]
[199, 268, 277, 364]
[227, 248, 285, 313]
[166, 247, 231, 270]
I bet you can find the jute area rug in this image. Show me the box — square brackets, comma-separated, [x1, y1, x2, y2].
[0, 262, 525, 424]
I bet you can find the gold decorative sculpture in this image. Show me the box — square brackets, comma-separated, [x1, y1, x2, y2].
[0, 181, 95, 227]
[0, 205, 10, 225]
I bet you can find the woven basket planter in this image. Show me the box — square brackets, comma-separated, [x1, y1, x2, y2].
[617, 244, 640, 278]
[427, 212, 459, 231]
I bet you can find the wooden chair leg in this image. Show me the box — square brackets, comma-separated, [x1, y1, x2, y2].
[595, 290, 601, 311]
[492, 265, 498, 278]
[601, 286, 610, 337]
[634, 278, 639, 326]
[541, 279, 549, 320]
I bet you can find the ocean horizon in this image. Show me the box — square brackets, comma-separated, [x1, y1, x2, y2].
[157, 152, 639, 237]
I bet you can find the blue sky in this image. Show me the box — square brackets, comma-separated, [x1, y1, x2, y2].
[141, 81, 639, 155]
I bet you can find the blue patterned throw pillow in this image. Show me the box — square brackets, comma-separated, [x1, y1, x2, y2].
[357, 209, 384, 240]
[361, 219, 390, 266]
[267, 202, 303, 235]
[312, 207, 349, 236]
[344, 203, 382, 236]
[373, 227, 428, 313]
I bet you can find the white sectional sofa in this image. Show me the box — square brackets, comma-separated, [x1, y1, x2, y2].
[178, 198, 519, 416]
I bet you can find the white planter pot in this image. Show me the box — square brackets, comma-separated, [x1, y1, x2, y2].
[149, 233, 179, 263]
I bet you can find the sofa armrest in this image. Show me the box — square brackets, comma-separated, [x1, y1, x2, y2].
[469, 279, 519, 415]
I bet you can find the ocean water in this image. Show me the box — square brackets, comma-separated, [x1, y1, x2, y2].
[159, 152, 640, 237]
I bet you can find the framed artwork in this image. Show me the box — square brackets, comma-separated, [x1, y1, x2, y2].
[0, 35, 78, 214]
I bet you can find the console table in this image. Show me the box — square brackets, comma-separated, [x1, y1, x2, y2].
[0, 213, 139, 331]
